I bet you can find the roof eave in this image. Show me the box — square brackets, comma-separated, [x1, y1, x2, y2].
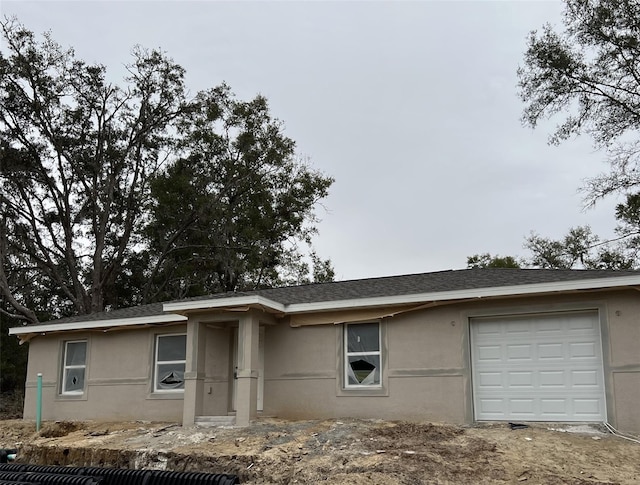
[10, 275, 640, 335]
[8, 314, 187, 336]
[284, 275, 640, 314]
[162, 295, 286, 314]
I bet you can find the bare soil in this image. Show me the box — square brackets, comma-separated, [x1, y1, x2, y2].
[1, 418, 639, 484]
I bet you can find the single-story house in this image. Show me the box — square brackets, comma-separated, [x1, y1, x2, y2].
[9, 268, 640, 433]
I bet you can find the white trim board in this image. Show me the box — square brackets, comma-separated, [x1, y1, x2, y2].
[9, 314, 187, 336]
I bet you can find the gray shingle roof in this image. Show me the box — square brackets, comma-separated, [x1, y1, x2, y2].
[19, 268, 640, 327]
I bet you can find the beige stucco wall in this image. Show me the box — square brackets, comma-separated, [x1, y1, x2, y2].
[598, 291, 640, 433]
[262, 306, 468, 423]
[23, 325, 187, 422]
[20, 289, 640, 433]
[262, 290, 640, 433]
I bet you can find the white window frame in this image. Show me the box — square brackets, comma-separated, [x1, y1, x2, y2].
[154, 333, 186, 393]
[344, 322, 382, 389]
[61, 340, 87, 395]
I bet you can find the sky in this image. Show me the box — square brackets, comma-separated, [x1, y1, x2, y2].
[0, 0, 623, 281]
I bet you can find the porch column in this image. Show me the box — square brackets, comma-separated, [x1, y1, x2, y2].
[235, 311, 260, 427]
[183, 317, 206, 426]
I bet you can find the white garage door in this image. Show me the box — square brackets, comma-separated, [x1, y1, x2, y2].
[471, 311, 606, 422]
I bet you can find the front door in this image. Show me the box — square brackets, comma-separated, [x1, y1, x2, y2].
[231, 326, 264, 412]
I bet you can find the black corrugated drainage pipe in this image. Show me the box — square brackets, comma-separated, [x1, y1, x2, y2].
[0, 466, 239, 485]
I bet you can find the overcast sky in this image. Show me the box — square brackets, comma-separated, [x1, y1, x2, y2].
[0, 1, 622, 281]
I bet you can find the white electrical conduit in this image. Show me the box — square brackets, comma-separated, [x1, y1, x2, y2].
[604, 422, 640, 445]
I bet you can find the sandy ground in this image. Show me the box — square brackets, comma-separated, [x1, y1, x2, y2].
[1, 418, 639, 484]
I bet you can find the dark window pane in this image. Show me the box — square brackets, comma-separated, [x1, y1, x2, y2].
[157, 363, 185, 389]
[65, 341, 86, 366]
[157, 335, 186, 361]
[347, 323, 379, 352]
[64, 368, 85, 392]
[347, 355, 380, 385]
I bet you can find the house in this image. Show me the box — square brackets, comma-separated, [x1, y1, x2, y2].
[9, 268, 640, 433]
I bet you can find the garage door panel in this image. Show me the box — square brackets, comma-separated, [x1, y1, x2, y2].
[478, 371, 502, 388]
[510, 399, 535, 415]
[569, 342, 597, 359]
[538, 343, 564, 360]
[505, 321, 531, 334]
[477, 398, 506, 416]
[472, 312, 606, 422]
[508, 371, 534, 387]
[477, 345, 502, 361]
[476, 322, 503, 335]
[573, 398, 603, 417]
[540, 398, 568, 416]
[539, 370, 565, 387]
[534, 318, 564, 333]
[569, 316, 598, 331]
[570, 370, 600, 387]
[506, 344, 532, 360]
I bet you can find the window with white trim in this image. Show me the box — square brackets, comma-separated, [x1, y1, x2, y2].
[344, 322, 381, 388]
[61, 340, 87, 395]
[154, 334, 186, 392]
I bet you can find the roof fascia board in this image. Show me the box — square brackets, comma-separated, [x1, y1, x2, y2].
[284, 276, 640, 314]
[163, 295, 286, 313]
[8, 314, 187, 336]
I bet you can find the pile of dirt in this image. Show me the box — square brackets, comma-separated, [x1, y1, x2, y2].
[39, 421, 81, 438]
[1, 418, 639, 484]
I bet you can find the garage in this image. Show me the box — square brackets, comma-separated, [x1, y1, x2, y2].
[470, 311, 606, 422]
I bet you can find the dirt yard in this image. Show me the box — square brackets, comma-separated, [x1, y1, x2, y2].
[1, 418, 639, 484]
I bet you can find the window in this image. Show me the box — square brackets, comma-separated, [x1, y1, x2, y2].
[61, 340, 87, 395]
[344, 322, 381, 388]
[154, 334, 186, 392]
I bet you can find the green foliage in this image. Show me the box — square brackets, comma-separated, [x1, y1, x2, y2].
[310, 252, 336, 283]
[515, 0, 640, 271]
[469, 224, 637, 271]
[518, 0, 640, 204]
[522, 195, 640, 270]
[0, 18, 187, 322]
[142, 86, 334, 300]
[524, 225, 635, 269]
[524, 226, 599, 269]
[0, 314, 27, 393]
[466, 253, 521, 269]
[0, 19, 335, 330]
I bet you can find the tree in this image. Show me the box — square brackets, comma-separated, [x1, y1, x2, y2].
[0, 20, 334, 324]
[518, 0, 640, 205]
[0, 19, 187, 323]
[521, 190, 640, 269]
[0, 313, 28, 392]
[524, 225, 636, 269]
[467, 253, 521, 269]
[139, 86, 334, 302]
[467, 222, 637, 271]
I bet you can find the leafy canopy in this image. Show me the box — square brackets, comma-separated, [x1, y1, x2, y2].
[468, 192, 640, 270]
[144, 86, 334, 301]
[466, 254, 521, 269]
[519, 0, 640, 204]
[0, 19, 334, 325]
[513, 0, 640, 271]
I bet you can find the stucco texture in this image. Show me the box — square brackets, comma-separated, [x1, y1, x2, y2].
[19, 289, 640, 434]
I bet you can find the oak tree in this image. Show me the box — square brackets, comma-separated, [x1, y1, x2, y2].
[0, 20, 334, 325]
[519, 0, 640, 204]
[142, 86, 334, 301]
